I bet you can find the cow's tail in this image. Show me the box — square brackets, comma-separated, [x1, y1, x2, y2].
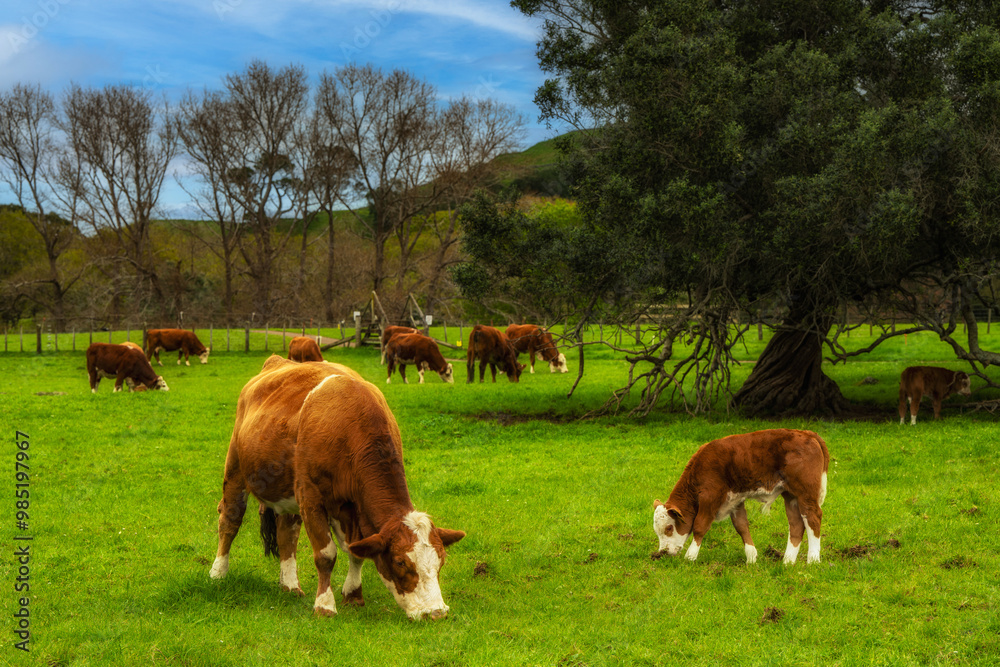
[259, 504, 279, 558]
[814, 433, 830, 508]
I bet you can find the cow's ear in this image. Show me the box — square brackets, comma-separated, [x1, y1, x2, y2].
[653, 499, 664, 509]
[348, 533, 388, 559]
[436, 528, 466, 548]
[666, 507, 684, 523]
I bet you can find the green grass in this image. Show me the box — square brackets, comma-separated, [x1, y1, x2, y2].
[2, 331, 999, 666]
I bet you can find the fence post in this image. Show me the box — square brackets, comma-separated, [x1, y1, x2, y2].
[316, 321, 322, 344]
[20, 326, 23, 352]
[108, 328, 112, 343]
[283, 323, 288, 352]
[264, 324, 269, 351]
[54, 325, 58, 352]
[339, 320, 344, 340]
[4, 326, 7, 352]
[442, 321, 448, 343]
[354, 311, 362, 348]
[88, 324, 92, 346]
[36, 325, 42, 354]
[209, 323, 214, 351]
[244, 324, 250, 352]
[757, 321, 763, 341]
[226, 325, 230, 352]
[72, 329, 76, 351]
[459, 324, 464, 346]
[989, 308, 992, 334]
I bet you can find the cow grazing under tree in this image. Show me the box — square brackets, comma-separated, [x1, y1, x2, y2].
[380, 326, 418, 365]
[288, 336, 323, 362]
[653, 429, 829, 565]
[466, 325, 524, 384]
[145, 328, 210, 366]
[86, 343, 169, 393]
[898, 366, 972, 425]
[210, 355, 465, 620]
[385, 333, 454, 384]
[505, 324, 568, 374]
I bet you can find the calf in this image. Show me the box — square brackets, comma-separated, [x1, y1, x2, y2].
[898, 366, 971, 425]
[145, 328, 209, 366]
[288, 336, 323, 362]
[505, 324, 568, 374]
[380, 326, 418, 365]
[653, 429, 829, 565]
[86, 343, 169, 393]
[385, 333, 454, 384]
[210, 355, 465, 620]
[466, 324, 524, 383]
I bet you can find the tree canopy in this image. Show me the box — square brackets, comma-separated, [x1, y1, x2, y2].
[455, 0, 1000, 415]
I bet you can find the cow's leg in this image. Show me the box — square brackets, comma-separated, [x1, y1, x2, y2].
[529, 350, 536, 373]
[277, 513, 304, 595]
[114, 371, 126, 393]
[89, 369, 99, 393]
[153, 347, 163, 366]
[467, 350, 475, 384]
[330, 520, 365, 606]
[898, 387, 908, 425]
[400, 364, 408, 384]
[417, 363, 425, 384]
[211, 481, 248, 579]
[479, 362, 487, 383]
[730, 503, 757, 564]
[300, 501, 338, 617]
[489, 363, 498, 382]
[684, 512, 714, 561]
[386, 358, 395, 384]
[797, 494, 823, 564]
[909, 389, 922, 425]
[781, 492, 805, 564]
[932, 393, 943, 420]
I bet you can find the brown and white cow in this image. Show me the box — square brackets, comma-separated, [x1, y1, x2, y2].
[86, 343, 169, 393]
[466, 324, 524, 383]
[505, 324, 568, 374]
[210, 355, 465, 620]
[380, 326, 418, 365]
[653, 429, 829, 565]
[288, 336, 323, 362]
[385, 333, 454, 384]
[898, 366, 972, 425]
[145, 328, 209, 366]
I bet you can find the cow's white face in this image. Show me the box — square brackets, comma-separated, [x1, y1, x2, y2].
[440, 363, 454, 384]
[154, 376, 170, 391]
[199, 350, 209, 364]
[653, 502, 688, 555]
[550, 353, 569, 374]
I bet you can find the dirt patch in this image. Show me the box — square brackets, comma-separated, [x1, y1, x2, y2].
[940, 556, 975, 570]
[760, 607, 784, 624]
[585, 552, 598, 563]
[473, 562, 490, 577]
[470, 410, 581, 426]
[763, 546, 784, 562]
[35, 391, 66, 396]
[961, 506, 980, 516]
[616, 533, 634, 542]
[886, 538, 901, 549]
[856, 376, 880, 386]
[842, 543, 875, 559]
[650, 549, 668, 561]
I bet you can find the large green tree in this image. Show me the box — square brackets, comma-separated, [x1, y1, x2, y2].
[457, 0, 1000, 415]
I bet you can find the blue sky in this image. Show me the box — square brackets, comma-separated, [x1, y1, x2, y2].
[0, 0, 562, 215]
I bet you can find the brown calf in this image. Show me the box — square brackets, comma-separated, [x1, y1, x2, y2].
[385, 333, 454, 384]
[288, 336, 323, 362]
[505, 324, 568, 374]
[466, 324, 523, 383]
[145, 328, 209, 366]
[210, 355, 465, 620]
[653, 429, 829, 565]
[898, 366, 971, 425]
[380, 326, 418, 364]
[86, 343, 169, 393]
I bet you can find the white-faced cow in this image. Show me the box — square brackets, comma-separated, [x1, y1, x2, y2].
[86, 343, 169, 393]
[898, 366, 972, 425]
[145, 328, 209, 366]
[466, 324, 524, 384]
[210, 355, 465, 620]
[385, 333, 454, 384]
[288, 336, 324, 362]
[505, 324, 568, 374]
[380, 326, 418, 365]
[653, 429, 829, 565]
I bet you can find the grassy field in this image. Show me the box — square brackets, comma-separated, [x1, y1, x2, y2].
[1, 328, 998, 666]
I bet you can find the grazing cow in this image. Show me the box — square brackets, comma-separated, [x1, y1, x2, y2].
[288, 336, 323, 362]
[86, 343, 169, 393]
[385, 333, 454, 384]
[145, 328, 209, 366]
[652, 429, 829, 565]
[898, 366, 972, 425]
[380, 326, 418, 365]
[466, 325, 524, 384]
[505, 324, 569, 374]
[210, 355, 465, 620]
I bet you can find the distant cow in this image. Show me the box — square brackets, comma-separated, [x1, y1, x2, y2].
[210, 355, 465, 620]
[121, 341, 143, 352]
[145, 329, 209, 366]
[653, 429, 829, 565]
[288, 336, 323, 362]
[380, 326, 418, 365]
[385, 333, 454, 384]
[898, 366, 971, 425]
[86, 343, 169, 393]
[505, 324, 568, 374]
[466, 324, 524, 383]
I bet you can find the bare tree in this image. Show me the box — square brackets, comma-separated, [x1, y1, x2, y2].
[59, 83, 178, 323]
[0, 83, 84, 331]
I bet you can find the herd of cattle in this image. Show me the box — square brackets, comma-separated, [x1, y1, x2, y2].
[79, 323, 974, 620]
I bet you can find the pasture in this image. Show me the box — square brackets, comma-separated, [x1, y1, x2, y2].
[2, 329, 999, 666]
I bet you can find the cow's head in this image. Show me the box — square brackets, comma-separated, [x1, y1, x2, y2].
[199, 349, 209, 364]
[550, 353, 569, 374]
[149, 376, 169, 391]
[348, 511, 465, 620]
[952, 371, 972, 397]
[439, 363, 455, 384]
[652, 499, 689, 556]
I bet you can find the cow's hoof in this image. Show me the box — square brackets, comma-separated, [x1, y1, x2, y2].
[282, 585, 305, 597]
[343, 588, 365, 606]
[313, 606, 337, 617]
